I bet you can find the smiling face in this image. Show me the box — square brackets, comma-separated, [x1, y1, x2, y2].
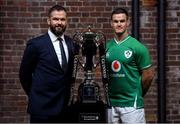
[111, 13, 130, 38]
[47, 10, 67, 37]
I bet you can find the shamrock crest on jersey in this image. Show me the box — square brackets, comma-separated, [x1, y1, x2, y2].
[124, 50, 132, 59]
[111, 60, 121, 72]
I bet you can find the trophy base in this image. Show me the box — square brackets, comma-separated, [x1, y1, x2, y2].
[66, 101, 106, 123]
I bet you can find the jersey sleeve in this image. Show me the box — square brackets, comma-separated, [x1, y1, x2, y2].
[135, 44, 152, 70]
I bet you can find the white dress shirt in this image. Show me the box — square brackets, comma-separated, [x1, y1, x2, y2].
[48, 29, 69, 66]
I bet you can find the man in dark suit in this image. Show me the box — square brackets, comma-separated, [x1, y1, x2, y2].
[19, 5, 75, 123]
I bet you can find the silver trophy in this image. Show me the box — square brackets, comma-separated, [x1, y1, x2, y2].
[68, 26, 110, 122]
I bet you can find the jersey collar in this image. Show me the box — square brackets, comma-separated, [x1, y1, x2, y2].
[114, 35, 130, 45]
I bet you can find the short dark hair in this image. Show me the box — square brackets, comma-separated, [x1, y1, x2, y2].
[48, 5, 67, 17]
[111, 8, 129, 20]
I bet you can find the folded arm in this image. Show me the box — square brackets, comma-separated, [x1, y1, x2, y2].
[141, 66, 154, 97]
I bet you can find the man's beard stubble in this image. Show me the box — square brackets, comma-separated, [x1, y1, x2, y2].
[50, 25, 66, 37]
[115, 29, 126, 36]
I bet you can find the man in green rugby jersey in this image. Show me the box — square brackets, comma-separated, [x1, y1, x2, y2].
[106, 8, 154, 123]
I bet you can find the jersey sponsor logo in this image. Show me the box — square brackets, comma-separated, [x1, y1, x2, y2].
[111, 60, 121, 72]
[110, 73, 125, 77]
[124, 50, 132, 58]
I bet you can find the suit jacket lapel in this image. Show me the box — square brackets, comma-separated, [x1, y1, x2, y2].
[45, 34, 73, 72]
[64, 35, 73, 63]
[45, 33, 62, 70]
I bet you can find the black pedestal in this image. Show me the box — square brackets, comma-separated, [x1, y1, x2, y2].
[66, 101, 106, 123]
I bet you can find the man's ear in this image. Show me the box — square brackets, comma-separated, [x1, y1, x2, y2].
[47, 18, 50, 25]
[127, 19, 130, 26]
[110, 20, 113, 27]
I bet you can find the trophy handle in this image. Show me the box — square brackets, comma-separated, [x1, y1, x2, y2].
[96, 32, 111, 107]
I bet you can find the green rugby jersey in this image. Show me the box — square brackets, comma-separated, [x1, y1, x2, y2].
[106, 35, 152, 108]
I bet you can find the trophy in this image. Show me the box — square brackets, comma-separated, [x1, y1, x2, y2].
[67, 26, 110, 123]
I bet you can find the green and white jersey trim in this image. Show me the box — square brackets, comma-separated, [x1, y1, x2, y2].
[114, 36, 131, 45]
[141, 64, 152, 70]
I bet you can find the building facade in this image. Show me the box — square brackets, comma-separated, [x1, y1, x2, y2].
[0, 0, 180, 123]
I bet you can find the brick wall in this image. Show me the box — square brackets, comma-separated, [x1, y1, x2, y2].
[0, 0, 179, 123]
[165, 0, 180, 122]
[140, 2, 158, 122]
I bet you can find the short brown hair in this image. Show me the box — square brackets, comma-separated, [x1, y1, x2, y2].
[111, 8, 129, 20]
[48, 5, 67, 17]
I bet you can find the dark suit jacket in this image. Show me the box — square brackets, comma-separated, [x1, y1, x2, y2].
[19, 33, 75, 116]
